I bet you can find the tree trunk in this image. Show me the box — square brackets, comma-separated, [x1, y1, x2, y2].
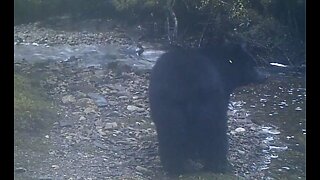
[166, 0, 178, 44]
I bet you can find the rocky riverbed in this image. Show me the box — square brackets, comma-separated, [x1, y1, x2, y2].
[14, 20, 290, 180]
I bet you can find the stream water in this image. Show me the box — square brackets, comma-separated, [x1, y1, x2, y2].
[235, 69, 306, 179]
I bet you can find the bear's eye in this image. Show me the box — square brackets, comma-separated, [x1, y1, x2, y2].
[228, 59, 233, 64]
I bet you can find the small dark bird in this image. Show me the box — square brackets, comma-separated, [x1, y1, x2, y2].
[135, 44, 144, 56]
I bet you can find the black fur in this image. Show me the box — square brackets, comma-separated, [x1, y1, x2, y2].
[149, 43, 266, 174]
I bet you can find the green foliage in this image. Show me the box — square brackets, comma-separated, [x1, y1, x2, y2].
[14, 0, 305, 64]
[110, 0, 164, 24]
[14, 0, 60, 24]
[14, 0, 115, 24]
[14, 74, 56, 133]
[112, 0, 159, 12]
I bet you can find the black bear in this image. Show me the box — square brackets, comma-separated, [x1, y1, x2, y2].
[148, 43, 267, 175]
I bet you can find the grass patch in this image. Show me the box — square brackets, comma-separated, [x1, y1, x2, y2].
[14, 73, 57, 139]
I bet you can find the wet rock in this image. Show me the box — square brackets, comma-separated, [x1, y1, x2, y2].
[105, 122, 118, 129]
[95, 119, 104, 127]
[51, 165, 59, 169]
[59, 119, 74, 127]
[135, 166, 151, 174]
[77, 98, 94, 106]
[279, 101, 288, 107]
[127, 105, 144, 112]
[65, 55, 78, 62]
[269, 145, 288, 151]
[132, 96, 139, 100]
[235, 111, 247, 119]
[87, 93, 108, 107]
[46, 76, 58, 85]
[93, 140, 108, 150]
[107, 111, 120, 117]
[108, 100, 118, 106]
[282, 166, 290, 170]
[15, 167, 27, 173]
[286, 135, 294, 140]
[97, 128, 107, 136]
[237, 150, 246, 155]
[62, 95, 76, 104]
[106, 84, 126, 91]
[119, 96, 128, 99]
[84, 107, 97, 114]
[260, 98, 267, 103]
[32, 42, 39, 46]
[39, 177, 53, 180]
[259, 143, 269, 150]
[76, 91, 87, 98]
[260, 127, 281, 135]
[14, 36, 24, 45]
[94, 70, 105, 77]
[235, 127, 246, 133]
